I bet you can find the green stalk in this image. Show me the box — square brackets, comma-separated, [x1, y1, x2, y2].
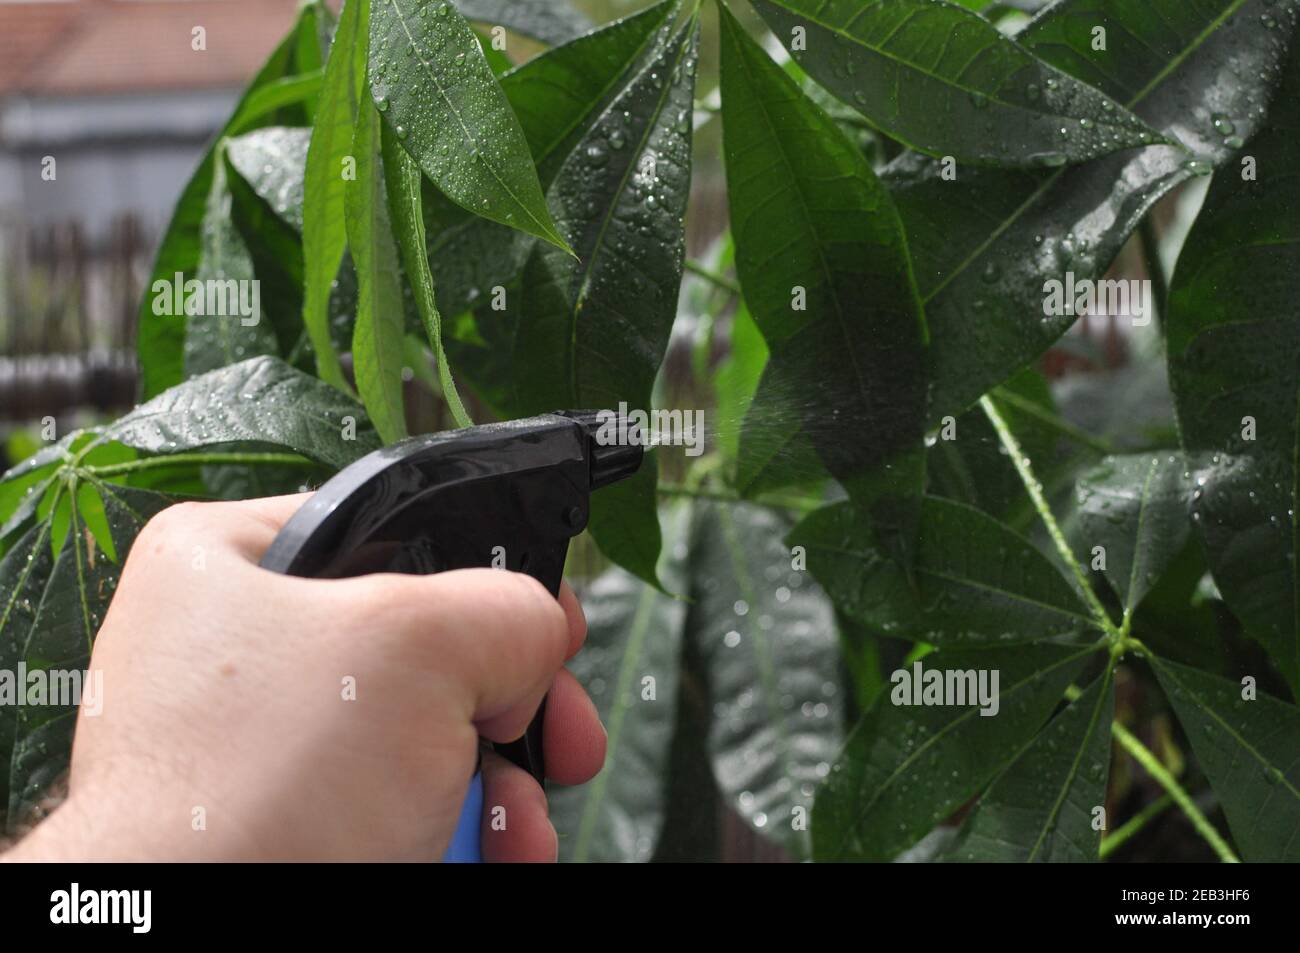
[1100, 794, 1173, 859]
[84, 453, 313, 478]
[685, 260, 741, 296]
[1111, 720, 1240, 863]
[980, 395, 1118, 638]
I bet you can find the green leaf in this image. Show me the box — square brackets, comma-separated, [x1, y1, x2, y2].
[1151, 657, 1300, 861]
[948, 670, 1114, 862]
[454, 0, 593, 46]
[886, 0, 1297, 429]
[428, 1, 676, 322]
[585, 458, 664, 591]
[812, 642, 1094, 861]
[102, 356, 381, 469]
[228, 70, 325, 137]
[136, 3, 323, 398]
[224, 132, 311, 365]
[75, 482, 117, 566]
[790, 497, 1098, 646]
[750, 0, 1163, 168]
[1167, 27, 1300, 689]
[1, 485, 172, 831]
[550, 503, 692, 862]
[347, 100, 410, 445]
[226, 127, 310, 234]
[1076, 454, 1193, 617]
[514, 17, 699, 584]
[368, 0, 570, 252]
[41, 486, 73, 563]
[719, 3, 929, 512]
[381, 125, 473, 429]
[0, 464, 58, 547]
[182, 150, 281, 379]
[687, 502, 843, 858]
[302, 0, 367, 391]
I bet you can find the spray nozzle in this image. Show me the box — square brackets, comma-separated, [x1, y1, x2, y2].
[554, 409, 646, 490]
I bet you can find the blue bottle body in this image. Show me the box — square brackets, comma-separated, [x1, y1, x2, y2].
[442, 771, 484, 863]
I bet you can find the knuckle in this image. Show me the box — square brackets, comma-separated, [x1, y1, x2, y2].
[135, 501, 205, 553]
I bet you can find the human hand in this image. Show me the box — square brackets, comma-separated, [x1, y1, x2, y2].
[4, 495, 605, 862]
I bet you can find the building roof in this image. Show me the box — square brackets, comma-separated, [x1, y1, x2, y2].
[0, 0, 307, 97]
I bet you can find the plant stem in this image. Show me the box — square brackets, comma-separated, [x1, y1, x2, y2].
[980, 395, 1118, 637]
[656, 481, 819, 513]
[1100, 794, 1173, 859]
[685, 260, 741, 296]
[85, 452, 314, 478]
[1111, 720, 1240, 863]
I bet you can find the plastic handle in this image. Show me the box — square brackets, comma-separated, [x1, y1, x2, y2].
[442, 770, 484, 863]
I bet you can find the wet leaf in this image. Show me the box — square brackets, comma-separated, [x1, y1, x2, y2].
[790, 496, 1098, 646]
[1167, 27, 1300, 689]
[226, 128, 311, 234]
[224, 131, 312, 365]
[347, 99, 409, 445]
[812, 642, 1094, 861]
[382, 122, 473, 428]
[687, 502, 843, 859]
[368, 0, 569, 251]
[948, 671, 1114, 862]
[1076, 453, 1193, 616]
[1, 485, 171, 831]
[429, 1, 676, 325]
[550, 504, 692, 862]
[183, 152, 281, 380]
[302, 0, 367, 390]
[751, 0, 1163, 168]
[719, 3, 929, 519]
[514, 17, 699, 586]
[102, 356, 381, 469]
[889, 0, 1297, 428]
[1152, 657, 1300, 861]
[454, 0, 592, 47]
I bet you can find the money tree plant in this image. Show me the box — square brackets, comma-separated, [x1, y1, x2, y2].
[1, 0, 1297, 862]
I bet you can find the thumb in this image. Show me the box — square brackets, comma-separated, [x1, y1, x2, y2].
[327, 568, 572, 740]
